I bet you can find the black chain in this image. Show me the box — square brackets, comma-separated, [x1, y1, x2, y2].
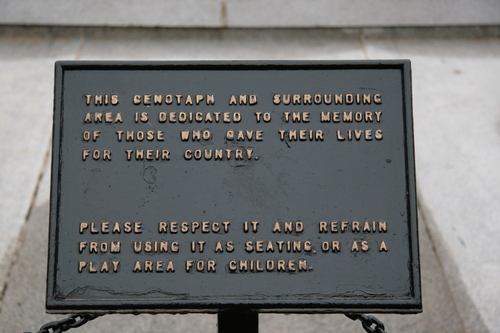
[25, 314, 102, 333]
[345, 313, 387, 333]
[26, 312, 384, 332]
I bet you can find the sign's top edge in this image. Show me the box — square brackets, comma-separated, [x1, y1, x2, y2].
[55, 59, 411, 70]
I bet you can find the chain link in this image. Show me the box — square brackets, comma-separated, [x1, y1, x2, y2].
[26, 312, 385, 332]
[25, 314, 101, 333]
[345, 313, 387, 333]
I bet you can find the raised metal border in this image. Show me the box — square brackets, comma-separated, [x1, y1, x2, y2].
[47, 60, 421, 314]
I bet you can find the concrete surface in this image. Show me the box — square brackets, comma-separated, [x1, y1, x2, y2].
[0, 26, 499, 332]
[0, 28, 81, 297]
[364, 28, 500, 333]
[226, 0, 500, 27]
[0, 0, 222, 27]
[1, 0, 499, 28]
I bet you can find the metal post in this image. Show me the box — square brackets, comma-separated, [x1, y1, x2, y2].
[218, 312, 258, 333]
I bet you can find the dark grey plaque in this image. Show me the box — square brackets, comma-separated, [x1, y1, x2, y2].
[47, 61, 421, 314]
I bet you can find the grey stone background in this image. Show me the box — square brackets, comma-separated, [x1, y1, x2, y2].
[0, 1, 499, 332]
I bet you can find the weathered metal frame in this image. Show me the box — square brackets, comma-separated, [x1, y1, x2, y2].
[47, 60, 421, 314]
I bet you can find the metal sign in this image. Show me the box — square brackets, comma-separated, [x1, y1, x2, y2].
[47, 61, 421, 314]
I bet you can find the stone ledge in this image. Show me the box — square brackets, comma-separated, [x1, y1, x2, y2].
[0, 0, 499, 28]
[0, 0, 223, 27]
[227, 0, 500, 27]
